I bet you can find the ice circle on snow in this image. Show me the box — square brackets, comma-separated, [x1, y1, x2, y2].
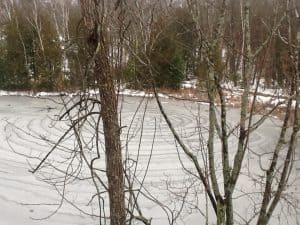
[0, 96, 299, 225]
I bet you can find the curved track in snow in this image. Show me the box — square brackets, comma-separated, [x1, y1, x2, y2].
[0, 96, 298, 225]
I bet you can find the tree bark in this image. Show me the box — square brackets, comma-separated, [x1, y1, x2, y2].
[79, 1, 126, 225]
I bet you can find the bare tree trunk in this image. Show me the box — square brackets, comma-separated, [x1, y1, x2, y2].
[79, 1, 126, 225]
[27, 0, 44, 55]
[256, 1, 300, 224]
[4, 0, 31, 77]
[50, 0, 70, 79]
[97, 53, 126, 225]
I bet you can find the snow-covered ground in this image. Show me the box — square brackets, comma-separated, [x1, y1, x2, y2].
[0, 78, 296, 109]
[0, 95, 299, 225]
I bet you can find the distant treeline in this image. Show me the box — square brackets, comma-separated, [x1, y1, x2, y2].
[0, 0, 298, 91]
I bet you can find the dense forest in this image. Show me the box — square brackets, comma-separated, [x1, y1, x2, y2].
[0, 1, 299, 225]
[0, 0, 299, 91]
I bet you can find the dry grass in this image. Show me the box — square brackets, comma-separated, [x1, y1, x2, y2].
[158, 87, 298, 124]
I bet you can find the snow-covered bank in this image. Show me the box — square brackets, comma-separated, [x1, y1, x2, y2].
[0, 90, 74, 97]
[0, 88, 169, 99]
[0, 79, 297, 109]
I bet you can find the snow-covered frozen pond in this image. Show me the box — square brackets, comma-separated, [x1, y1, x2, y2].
[0, 96, 299, 225]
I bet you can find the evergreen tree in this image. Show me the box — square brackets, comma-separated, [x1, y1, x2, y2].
[151, 8, 195, 89]
[3, 14, 33, 90]
[123, 7, 196, 90]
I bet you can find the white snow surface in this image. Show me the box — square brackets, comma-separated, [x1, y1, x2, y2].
[0, 78, 296, 108]
[180, 79, 197, 89]
[0, 95, 299, 225]
[220, 81, 297, 108]
[0, 88, 169, 99]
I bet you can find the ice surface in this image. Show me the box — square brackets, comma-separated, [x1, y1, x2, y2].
[0, 96, 299, 225]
